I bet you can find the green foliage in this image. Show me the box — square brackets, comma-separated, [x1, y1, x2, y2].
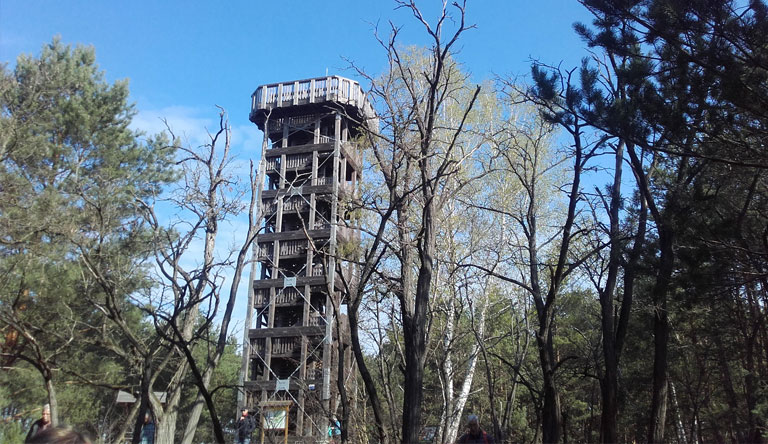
[1, 38, 174, 244]
[0, 363, 46, 416]
[521, 0, 768, 441]
[2, 3, 766, 442]
[0, 421, 25, 444]
[0, 37, 176, 440]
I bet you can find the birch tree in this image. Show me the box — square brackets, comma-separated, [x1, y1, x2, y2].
[470, 83, 601, 443]
[339, 3, 487, 443]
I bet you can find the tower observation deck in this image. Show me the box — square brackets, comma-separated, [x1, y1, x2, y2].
[241, 76, 374, 444]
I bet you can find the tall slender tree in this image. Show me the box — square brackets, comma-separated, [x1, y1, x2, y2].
[0, 39, 176, 432]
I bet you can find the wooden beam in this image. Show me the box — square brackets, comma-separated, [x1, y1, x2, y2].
[252, 276, 326, 290]
[249, 326, 324, 339]
[264, 142, 334, 158]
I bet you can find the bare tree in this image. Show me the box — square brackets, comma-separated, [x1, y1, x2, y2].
[432, 171, 497, 444]
[78, 108, 256, 444]
[140, 108, 259, 444]
[342, 2, 483, 443]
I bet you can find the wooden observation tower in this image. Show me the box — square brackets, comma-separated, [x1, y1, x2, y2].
[241, 76, 374, 444]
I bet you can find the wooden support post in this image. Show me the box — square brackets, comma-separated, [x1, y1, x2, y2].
[310, 79, 316, 103]
[322, 113, 341, 418]
[239, 113, 270, 412]
[261, 85, 267, 109]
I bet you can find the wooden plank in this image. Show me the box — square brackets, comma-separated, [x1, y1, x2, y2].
[261, 184, 333, 200]
[264, 142, 333, 158]
[260, 85, 267, 108]
[244, 380, 322, 391]
[252, 275, 326, 290]
[249, 326, 324, 338]
[309, 79, 316, 104]
[254, 252, 306, 264]
[339, 142, 361, 173]
[256, 228, 331, 242]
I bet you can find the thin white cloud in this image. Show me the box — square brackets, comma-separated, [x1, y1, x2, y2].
[131, 105, 216, 149]
[231, 124, 262, 155]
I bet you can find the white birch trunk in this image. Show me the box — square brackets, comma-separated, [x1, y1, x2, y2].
[437, 294, 456, 444]
[443, 302, 486, 444]
[671, 381, 687, 444]
[440, 288, 489, 444]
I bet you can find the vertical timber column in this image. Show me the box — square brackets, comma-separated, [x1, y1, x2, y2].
[322, 113, 341, 411]
[240, 116, 269, 410]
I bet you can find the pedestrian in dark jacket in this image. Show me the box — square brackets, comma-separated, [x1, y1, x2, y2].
[25, 404, 52, 443]
[456, 415, 494, 444]
[139, 412, 155, 444]
[235, 408, 256, 444]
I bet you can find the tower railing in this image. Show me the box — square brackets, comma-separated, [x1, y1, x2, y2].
[252, 76, 376, 122]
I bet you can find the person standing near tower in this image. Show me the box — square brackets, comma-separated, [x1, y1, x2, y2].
[139, 412, 155, 444]
[235, 407, 256, 444]
[456, 415, 494, 444]
[25, 404, 52, 442]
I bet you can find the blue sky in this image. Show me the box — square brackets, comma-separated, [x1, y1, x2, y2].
[1, 0, 596, 341]
[1, 1, 594, 128]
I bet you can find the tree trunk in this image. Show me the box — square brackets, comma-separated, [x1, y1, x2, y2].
[538, 327, 562, 444]
[441, 343, 480, 444]
[113, 399, 140, 444]
[180, 368, 214, 444]
[402, 190, 435, 444]
[402, 310, 427, 444]
[173, 328, 226, 444]
[156, 381, 184, 444]
[624, 143, 675, 444]
[648, 227, 673, 444]
[670, 381, 687, 444]
[132, 363, 152, 444]
[500, 315, 530, 442]
[156, 406, 179, 444]
[599, 139, 625, 444]
[151, 345, 193, 444]
[45, 372, 58, 427]
[402, 326, 424, 444]
[600, 345, 618, 444]
[743, 285, 764, 444]
[438, 308, 456, 444]
[336, 311, 351, 444]
[348, 302, 389, 444]
[402, 240, 432, 443]
[438, 275, 486, 444]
